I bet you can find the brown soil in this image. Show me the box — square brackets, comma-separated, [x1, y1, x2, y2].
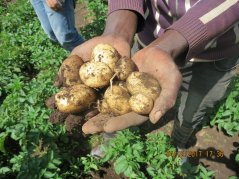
[64, 114, 84, 133]
[75, 1, 93, 30]
[45, 95, 56, 109]
[49, 110, 68, 124]
[91, 164, 126, 179]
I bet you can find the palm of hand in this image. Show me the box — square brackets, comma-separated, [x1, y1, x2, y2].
[132, 47, 182, 123]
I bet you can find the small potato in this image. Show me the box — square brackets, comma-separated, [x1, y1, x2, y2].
[91, 43, 120, 70]
[97, 99, 110, 114]
[55, 84, 97, 113]
[126, 72, 161, 100]
[104, 84, 128, 98]
[114, 56, 136, 81]
[104, 85, 131, 116]
[129, 94, 154, 114]
[57, 55, 84, 87]
[79, 61, 114, 88]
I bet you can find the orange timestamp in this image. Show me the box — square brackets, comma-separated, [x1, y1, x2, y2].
[166, 150, 224, 158]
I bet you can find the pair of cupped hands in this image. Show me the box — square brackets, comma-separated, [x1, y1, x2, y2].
[50, 33, 182, 134]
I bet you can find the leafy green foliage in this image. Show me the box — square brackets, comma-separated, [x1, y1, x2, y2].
[79, 0, 107, 39]
[181, 163, 215, 179]
[210, 76, 239, 136]
[0, 1, 88, 178]
[101, 129, 214, 179]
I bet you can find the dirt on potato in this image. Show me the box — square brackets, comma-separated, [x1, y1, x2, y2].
[54, 55, 83, 87]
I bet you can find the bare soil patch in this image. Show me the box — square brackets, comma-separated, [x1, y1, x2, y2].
[75, 2, 92, 30]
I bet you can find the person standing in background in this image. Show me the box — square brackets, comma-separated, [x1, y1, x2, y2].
[31, 0, 84, 52]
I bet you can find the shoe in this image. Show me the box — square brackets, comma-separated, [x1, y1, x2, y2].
[90, 132, 116, 158]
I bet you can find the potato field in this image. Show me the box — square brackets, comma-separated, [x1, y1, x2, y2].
[0, 0, 239, 179]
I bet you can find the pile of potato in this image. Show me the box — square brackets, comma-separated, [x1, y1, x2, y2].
[55, 44, 161, 120]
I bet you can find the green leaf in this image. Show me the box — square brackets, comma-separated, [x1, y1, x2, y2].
[235, 153, 239, 163]
[52, 158, 61, 165]
[222, 110, 231, 117]
[0, 167, 11, 174]
[44, 171, 56, 178]
[0, 133, 8, 153]
[114, 156, 128, 175]
[48, 163, 57, 170]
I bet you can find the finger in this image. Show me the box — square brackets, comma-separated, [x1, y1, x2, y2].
[82, 114, 111, 134]
[103, 112, 148, 133]
[149, 88, 178, 124]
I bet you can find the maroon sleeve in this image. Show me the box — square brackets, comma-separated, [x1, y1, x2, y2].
[168, 0, 239, 60]
[108, 0, 144, 17]
[108, 0, 145, 32]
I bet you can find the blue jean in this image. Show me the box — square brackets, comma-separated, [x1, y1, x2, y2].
[30, 0, 84, 51]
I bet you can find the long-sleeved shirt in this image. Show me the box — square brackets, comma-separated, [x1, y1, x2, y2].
[109, 0, 239, 62]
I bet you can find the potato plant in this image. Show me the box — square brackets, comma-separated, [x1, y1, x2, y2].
[210, 76, 239, 136]
[0, 0, 97, 178]
[100, 129, 215, 179]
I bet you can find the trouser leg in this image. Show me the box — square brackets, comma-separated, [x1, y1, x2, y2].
[43, 0, 84, 51]
[172, 56, 239, 148]
[30, 0, 58, 42]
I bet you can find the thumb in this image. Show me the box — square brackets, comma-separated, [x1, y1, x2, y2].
[149, 89, 177, 124]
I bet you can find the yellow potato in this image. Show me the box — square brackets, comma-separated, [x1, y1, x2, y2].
[97, 99, 110, 114]
[57, 55, 83, 87]
[55, 84, 97, 113]
[79, 61, 114, 88]
[126, 72, 161, 100]
[91, 43, 120, 71]
[103, 85, 131, 116]
[129, 94, 154, 114]
[114, 56, 136, 81]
